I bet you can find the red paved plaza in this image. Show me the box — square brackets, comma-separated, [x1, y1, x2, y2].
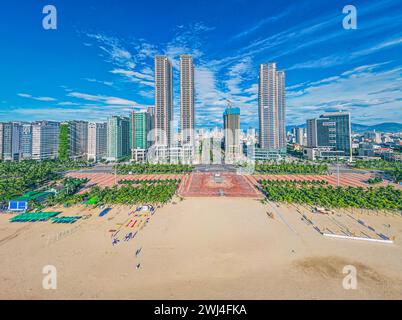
[180, 173, 263, 198]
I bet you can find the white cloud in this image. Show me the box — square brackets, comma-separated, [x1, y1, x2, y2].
[287, 63, 402, 125]
[85, 78, 114, 87]
[110, 68, 153, 86]
[67, 91, 140, 106]
[17, 93, 57, 102]
[86, 33, 136, 70]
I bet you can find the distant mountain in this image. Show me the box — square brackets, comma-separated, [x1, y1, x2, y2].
[351, 123, 402, 133]
[287, 122, 402, 133]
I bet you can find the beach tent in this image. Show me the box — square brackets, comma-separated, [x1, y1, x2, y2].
[99, 208, 111, 217]
[8, 200, 28, 213]
[86, 196, 99, 205]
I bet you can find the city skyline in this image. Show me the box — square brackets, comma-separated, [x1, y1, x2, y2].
[1, 0, 401, 129]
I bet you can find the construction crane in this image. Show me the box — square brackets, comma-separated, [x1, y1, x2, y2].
[224, 99, 232, 163]
[226, 99, 232, 113]
[226, 99, 232, 124]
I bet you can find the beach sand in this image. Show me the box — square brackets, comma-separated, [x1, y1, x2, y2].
[0, 198, 401, 299]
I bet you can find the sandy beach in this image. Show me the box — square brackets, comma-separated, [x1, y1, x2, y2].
[0, 197, 401, 300]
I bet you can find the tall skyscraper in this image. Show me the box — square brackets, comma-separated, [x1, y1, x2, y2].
[1, 122, 22, 161]
[295, 127, 305, 146]
[155, 56, 173, 146]
[276, 70, 286, 148]
[131, 110, 152, 150]
[21, 123, 33, 160]
[180, 55, 195, 146]
[107, 116, 130, 161]
[87, 122, 107, 162]
[306, 119, 317, 148]
[31, 121, 60, 160]
[223, 107, 241, 160]
[306, 112, 352, 157]
[258, 63, 286, 151]
[131, 110, 152, 162]
[69, 120, 89, 160]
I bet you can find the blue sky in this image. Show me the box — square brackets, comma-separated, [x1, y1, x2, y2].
[0, 0, 401, 129]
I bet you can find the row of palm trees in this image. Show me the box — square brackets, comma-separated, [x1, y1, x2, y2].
[367, 177, 383, 184]
[45, 180, 180, 207]
[259, 183, 402, 210]
[255, 161, 329, 175]
[114, 163, 194, 174]
[354, 159, 402, 170]
[86, 180, 180, 205]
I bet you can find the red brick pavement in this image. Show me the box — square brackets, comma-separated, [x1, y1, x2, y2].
[180, 173, 264, 198]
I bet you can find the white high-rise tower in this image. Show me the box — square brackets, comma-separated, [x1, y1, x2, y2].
[180, 55, 195, 146]
[276, 70, 286, 149]
[155, 56, 173, 146]
[258, 63, 286, 150]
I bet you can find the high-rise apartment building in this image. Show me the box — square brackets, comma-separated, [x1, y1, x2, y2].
[131, 110, 153, 162]
[306, 112, 352, 157]
[31, 121, 60, 160]
[180, 55, 195, 146]
[306, 118, 317, 148]
[223, 107, 241, 160]
[20, 123, 33, 160]
[0, 122, 22, 161]
[295, 127, 305, 146]
[107, 116, 130, 161]
[87, 122, 107, 162]
[131, 110, 152, 150]
[258, 63, 286, 151]
[155, 56, 173, 146]
[69, 120, 89, 160]
[276, 70, 286, 148]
